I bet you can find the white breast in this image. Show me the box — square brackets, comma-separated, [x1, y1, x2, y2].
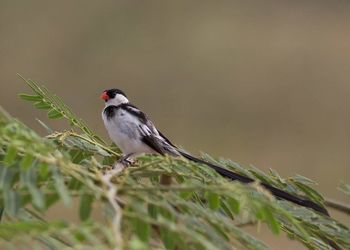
[102, 108, 155, 156]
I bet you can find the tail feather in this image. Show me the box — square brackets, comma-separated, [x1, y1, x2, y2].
[178, 150, 329, 216]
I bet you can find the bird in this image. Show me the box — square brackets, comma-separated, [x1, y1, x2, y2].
[101, 88, 329, 216]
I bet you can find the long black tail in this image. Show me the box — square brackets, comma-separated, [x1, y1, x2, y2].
[178, 151, 329, 216]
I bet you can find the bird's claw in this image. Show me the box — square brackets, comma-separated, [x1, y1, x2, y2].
[116, 154, 135, 166]
[117, 158, 134, 166]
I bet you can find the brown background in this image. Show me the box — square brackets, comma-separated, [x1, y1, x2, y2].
[1, 1, 349, 249]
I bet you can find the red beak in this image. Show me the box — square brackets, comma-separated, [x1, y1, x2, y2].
[101, 91, 109, 101]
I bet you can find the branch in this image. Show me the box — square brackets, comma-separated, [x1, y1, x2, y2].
[99, 163, 125, 250]
[325, 198, 350, 215]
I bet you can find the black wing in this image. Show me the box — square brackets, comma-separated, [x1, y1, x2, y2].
[121, 104, 178, 156]
[141, 133, 167, 155]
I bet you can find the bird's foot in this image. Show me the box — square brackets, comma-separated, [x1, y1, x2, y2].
[116, 154, 135, 167]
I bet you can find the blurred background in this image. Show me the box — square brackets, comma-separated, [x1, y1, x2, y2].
[1, 1, 349, 248]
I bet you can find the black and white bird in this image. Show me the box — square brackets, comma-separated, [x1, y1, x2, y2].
[101, 88, 329, 216]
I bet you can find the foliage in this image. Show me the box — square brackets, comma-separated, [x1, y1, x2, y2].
[339, 182, 350, 196]
[0, 76, 349, 249]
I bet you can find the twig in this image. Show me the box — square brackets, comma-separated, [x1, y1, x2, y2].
[100, 163, 125, 250]
[325, 198, 350, 215]
[234, 220, 256, 228]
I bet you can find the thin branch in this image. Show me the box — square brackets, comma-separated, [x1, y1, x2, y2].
[99, 163, 125, 250]
[325, 198, 350, 215]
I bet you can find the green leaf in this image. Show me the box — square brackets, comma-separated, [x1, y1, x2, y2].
[220, 200, 235, 219]
[68, 177, 83, 190]
[20, 153, 34, 170]
[148, 204, 158, 219]
[18, 76, 105, 144]
[293, 175, 317, 185]
[47, 109, 63, 119]
[20, 194, 31, 207]
[338, 182, 350, 195]
[38, 162, 49, 179]
[22, 169, 45, 210]
[4, 146, 17, 166]
[0, 168, 7, 189]
[1, 167, 19, 216]
[74, 230, 86, 242]
[227, 197, 240, 214]
[34, 101, 51, 109]
[4, 190, 20, 216]
[160, 228, 176, 250]
[132, 217, 150, 244]
[79, 194, 94, 221]
[29, 186, 46, 210]
[180, 191, 193, 200]
[262, 207, 280, 234]
[129, 237, 148, 250]
[18, 94, 42, 102]
[70, 150, 86, 164]
[269, 168, 286, 184]
[46, 193, 60, 208]
[52, 168, 70, 206]
[0, 220, 66, 239]
[0, 167, 14, 190]
[293, 182, 324, 204]
[206, 192, 220, 210]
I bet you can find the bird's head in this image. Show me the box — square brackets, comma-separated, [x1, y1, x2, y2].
[101, 88, 129, 106]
